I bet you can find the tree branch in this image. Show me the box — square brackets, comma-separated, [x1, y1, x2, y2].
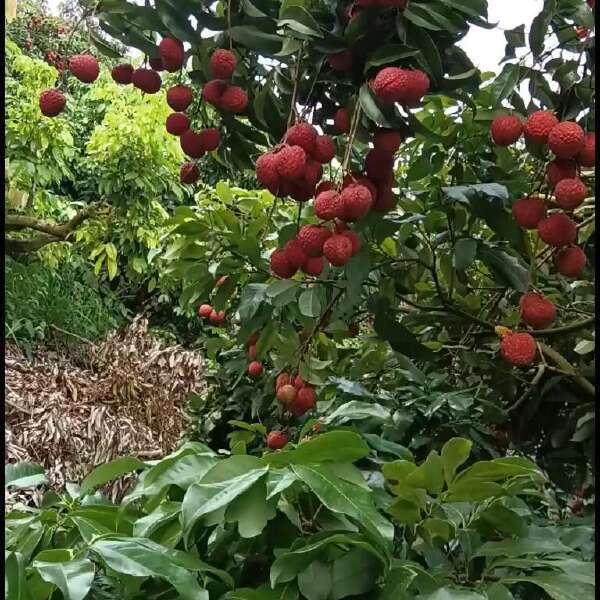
[538, 342, 595, 397]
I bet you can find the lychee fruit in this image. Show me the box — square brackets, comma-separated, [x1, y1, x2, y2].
[256, 153, 280, 194]
[159, 38, 185, 72]
[202, 79, 226, 108]
[270, 249, 296, 278]
[327, 50, 353, 71]
[293, 375, 305, 390]
[576, 133, 595, 167]
[372, 184, 395, 213]
[491, 115, 523, 146]
[266, 431, 288, 450]
[315, 181, 335, 195]
[523, 110, 559, 144]
[548, 121, 585, 159]
[276, 384, 297, 405]
[248, 361, 264, 378]
[198, 304, 212, 318]
[512, 196, 547, 229]
[248, 344, 257, 360]
[402, 69, 430, 106]
[371, 67, 405, 105]
[69, 54, 99, 83]
[298, 225, 331, 257]
[275, 373, 291, 390]
[180, 130, 205, 159]
[199, 127, 220, 152]
[500, 332, 537, 367]
[286, 180, 315, 203]
[166, 113, 190, 136]
[285, 239, 308, 270]
[314, 190, 343, 221]
[209, 309, 226, 326]
[210, 48, 236, 79]
[340, 230, 360, 256]
[303, 159, 323, 188]
[180, 162, 199, 184]
[39, 89, 66, 117]
[333, 108, 350, 134]
[285, 122, 317, 154]
[520, 292, 556, 329]
[219, 85, 248, 113]
[537, 213, 577, 247]
[554, 177, 587, 210]
[275, 145, 307, 180]
[547, 159, 577, 186]
[247, 332, 260, 347]
[311, 135, 336, 163]
[111, 63, 133, 84]
[132, 68, 161, 94]
[554, 246, 586, 278]
[341, 184, 373, 221]
[290, 386, 317, 416]
[374, 129, 402, 154]
[365, 148, 394, 182]
[149, 57, 164, 71]
[302, 256, 324, 277]
[167, 85, 193, 111]
[323, 234, 353, 267]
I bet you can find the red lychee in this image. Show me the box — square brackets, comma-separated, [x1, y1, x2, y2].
[311, 135, 336, 163]
[180, 162, 199, 184]
[248, 344, 257, 360]
[512, 196, 547, 230]
[198, 304, 212, 319]
[314, 190, 343, 221]
[315, 181, 335, 195]
[520, 292, 556, 329]
[210, 48, 236, 79]
[167, 85, 193, 112]
[248, 361, 264, 378]
[548, 121, 585, 159]
[284, 239, 308, 270]
[256, 153, 281, 194]
[39, 89, 66, 117]
[209, 309, 226, 326]
[180, 130, 205, 159]
[371, 67, 405, 105]
[547, 159, 578, 187]
[286, 180, 315, 203]
[199, 127, 220, 152]
[341, 184, 373, 221]
[576, 133, 595, 167]
[554, 177, 587, 210]
[159, 38, 185, 72]
[266, 431, 288, 450]
[166, 113, 190, 136]
[372, 183, 395, 213]
[275, 145, 307, 180]
[220, 85, 248, 113]
[293, 375, 305, 390]
[402, 69, 430, 106]
[323, 234, 353, 266]
[333, 108, 350, 134]
[303, 159, 323, 188]
[374, 129, 402, 154]
[523, 110, 559, 144]
[270, 248, 296, 278]
[537, 213, 577, 247]
[298, 225, 331, 257]
[285, 122, 317, 154]
[111, 63, 133, 84]
[202, 79, 226, 108]
[365, 148, 394, 182]
[275, 373, 291, 390]
[149, 57, 164, 71]
[69, 54, 99, 83]
[327, 50, 353, 71]
[132, 68, 161, 94]
[277, 384, 297, 405]
[500, 332, 536, 367]
[340, 230, 360, 256]
[290, 386, 317, 416]
[302, 256, 324, 277]
[491, 115, 523, 146]
[554, 246, 586, 278]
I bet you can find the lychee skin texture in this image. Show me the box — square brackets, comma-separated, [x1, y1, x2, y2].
[402, 69, 430, 106]
[167, 85, 193, 111]
[315, 181, 335, 195]
[491, 115, 523, 146]
[149, 57, 164, 72]
[219, 86, 248, 113]
[327, 50, 353, 71]
[166, 113, 190, 136]
[202, 79, 226, 108]
[537, 213, 577, 247]
[303, 159, 323, 188]
[372, 67, 405, 105]
[298, 225, 331, 257]
[256, 153, 280, 194]
[180, 162, 199, 184]
[314, 190, 343, 221]
[554, 246, 586, 278]
[285, 239, 308, 271]
[341, 184, 373, 222]
[576, 133, 595, 167]
[159, 38, 185, 72]
[111, 64, 133, 84]
[210, 49, 236, 79]
[39, 89, 66, 117]
[286, 123, 317, 154]
[374, 129, 402, 154]
[500, 332, 537, 367]
[180, 130, 205, 159]
[199, 128, 220, 152]
[554, 177, 587, 210]
[290, 386, 317, 416]
[548, 122, 585, 159]
[276, 384, 297, 405]
[271, 249, 296, 278]
[209, 309, 226, 326]
[198, 304, 212, 318]
[312, 135, 336, 163]
[266, 431, 288, 450]
[547, 159, 577, 187]
[520, 292, 556, 329]
[333, 109, 350, 134]
[512, 196, 547, 230]
[275, 145, 307, 180]
[372, 184, 395, 213]
[302, 256, 324, 277]
[340, 230, 360, 256]
[323, 234, 353, 267]
[132, 68, 161, 94]
[523, 110, 559, 144]
[276, 373, 291, 390]
[247, 361, 264, 378]
[69, 54, 99, 83]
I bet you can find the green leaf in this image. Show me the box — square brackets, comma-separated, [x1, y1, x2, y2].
[387, 498, 421, 524]
[404, 21, 443, 83]
[80, 457, 146, 497]
[323, 401, 391, 426]
[502, 572, 594, 600]
[529, 0, 558, 57]
[230, 25, 282, 55]
[423, 588, 487, 600]
[453, 239, 477, 271]
[238, 284, 268, 320]
[359, 84, 393, 128]
[5, 552, 27, 600]
[33, 559, 95, 600]
[445, 481, 505, 501]
[365, 45, 419, 70]
[476, 245, 529, 292]
[406, 450, 444, 494]
[267, 279, 299, 299]
[5, 463, 46, 489]
[278, 6, 323, 38]
[441, 438, 472, 485]
[331, 548, 380, 599]
[225, 478, 277, 538]
[298, 560, 331, 600]
[475, 535, 573, 558]
[363, 435, 414, 461]
[298, 288, 321, 318]
[479, 504, 527, 537]
[487, 64, 522, 107]
[485, 583, 515, 600]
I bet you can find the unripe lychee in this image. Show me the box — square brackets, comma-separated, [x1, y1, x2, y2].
[256, 153, 280, 194]
[290, 386, 317, 416]
[554, 177, 587, 210]
[266, 431, 288, 450]
[159, 38, 185, 72]
[372, 184, 395, 213]
[220, 85, 248, 113]
[111, 63, 133, 84]
[69, 54, 99, 83]
[167, 85, 193, 111]
[210, 48, 236, 79]
[512, 196, 546, 229]
[284, 239, 308, 270]
[546, 159, 577, 187]
[39, 89, 66, 117]
[538, 213, 577, 247]
[554, 246, 586, 278]
[248, 344, 257, 360]
[132, 68, 161, 94]
[166, 113, 190, 136]
[276, 384, 297, 405]
[270, 248, 296, 278]
[298, 225, 331, 257]
[180, 130, 205, 159]
[199, 127, 220, 152]
[275, 145, 307, 180]
[548, 121, 585, 159]
[500, 332, 536, 367]
[576, 133, 595, 167]
[314, 190, 343, 221]
[302, 256, 324, 277]
[341, 184, 373, 221]
[491, 115, 523, 146]
[180, 162, 199, 184]
[333, 108, 350, 134]
[202, 79, 226, 107]
[198, 304, 212, 318]
[374, 129, 402, 154]
[275, 373, 291, 390]
[248, 361, 263, 378]
[520, 292, 556, 329]
[327, 50, 353, 71]
[311, 135, 336, 163]
[523, 110, 559, 144]
[285, 122, 317, 154]
[340, 230, 360, 256]
[323, 234, 353, 267]
[209, 309, 226, 326]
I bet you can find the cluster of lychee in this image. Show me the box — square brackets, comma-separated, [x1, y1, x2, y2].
[492, 110, 593, 280]
[245, 331, 264, 379]
[275, 372, 317, 418]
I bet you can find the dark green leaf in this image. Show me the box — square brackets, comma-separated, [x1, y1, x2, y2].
[80, 457, 146, 497]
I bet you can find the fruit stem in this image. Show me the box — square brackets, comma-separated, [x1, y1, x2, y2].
[287, 43, 305, 129]
[538, 342, 595, 397]
[340, 102, 362, 176]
